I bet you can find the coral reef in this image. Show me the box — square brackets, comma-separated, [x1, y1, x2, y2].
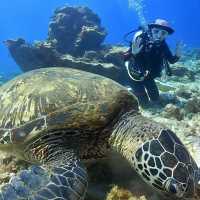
[184, 97, 200, 113]
[2, 4, 200, 200]
[163, 103, 184, 121]
[106, 186, 147, 200]
[4, 6, 127, 83]
[0, 153, 28, 185]
[48, 6, 107, 55]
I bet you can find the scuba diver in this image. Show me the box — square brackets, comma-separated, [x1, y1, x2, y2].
[123, 19, 182, 108]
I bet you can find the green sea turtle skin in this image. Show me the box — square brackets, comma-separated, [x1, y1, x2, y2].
[0, 67, 199, 200]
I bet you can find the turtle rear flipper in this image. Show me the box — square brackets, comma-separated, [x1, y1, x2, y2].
[0, 153, 88, 200]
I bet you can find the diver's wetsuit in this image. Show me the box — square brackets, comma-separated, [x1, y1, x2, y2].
[125, 31, 179, 107]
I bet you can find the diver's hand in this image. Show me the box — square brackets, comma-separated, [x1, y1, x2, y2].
[175, 41, 184, 58]
[131, 38, 143, 55]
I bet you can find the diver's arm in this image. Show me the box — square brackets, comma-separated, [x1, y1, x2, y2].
[164, 42, 180, 64]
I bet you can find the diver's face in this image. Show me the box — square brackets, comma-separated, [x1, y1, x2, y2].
[151, 27, 169, 42]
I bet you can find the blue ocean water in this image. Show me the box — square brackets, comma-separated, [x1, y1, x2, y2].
[0, 0, 199, 74]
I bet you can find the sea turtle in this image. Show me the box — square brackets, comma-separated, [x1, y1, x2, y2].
[0, 67, 199, 200]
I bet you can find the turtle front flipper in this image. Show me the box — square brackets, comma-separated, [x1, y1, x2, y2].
[0, 154, 88, 200]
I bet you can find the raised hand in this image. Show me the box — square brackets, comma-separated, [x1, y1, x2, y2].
[175, 41, 184, 58]
[131, 37, 144, 55]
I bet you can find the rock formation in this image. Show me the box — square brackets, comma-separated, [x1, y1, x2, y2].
[4, 5, 127, 83]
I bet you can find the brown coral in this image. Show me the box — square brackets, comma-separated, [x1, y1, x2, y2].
[106, 185, 147, 200]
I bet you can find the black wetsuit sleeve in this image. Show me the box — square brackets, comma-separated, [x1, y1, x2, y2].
[163, 42, 180, 64]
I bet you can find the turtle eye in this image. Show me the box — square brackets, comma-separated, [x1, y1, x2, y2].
[165, 178, 178, 194]
[165, 178, 185, 198]
[169, 183, 177, 194]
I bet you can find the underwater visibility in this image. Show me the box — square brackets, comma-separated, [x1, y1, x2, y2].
[0, 0, 200, 200]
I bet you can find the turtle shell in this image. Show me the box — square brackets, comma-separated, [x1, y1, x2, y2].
[0, 67, 138, 149]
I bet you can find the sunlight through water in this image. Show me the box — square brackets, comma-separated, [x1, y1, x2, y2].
[128, 0, 147, 28]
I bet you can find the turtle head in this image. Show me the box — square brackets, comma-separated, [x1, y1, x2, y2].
[133, 129, 199, 199]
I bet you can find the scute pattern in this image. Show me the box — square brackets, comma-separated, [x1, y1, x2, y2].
[161, 152, 177, 168]
[175, 144, 190, 164]
[133, 129, 199, 194]
[158, 130, 175, 153]
[150, 140, 164, 156]
[0, 67, 138, 129]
